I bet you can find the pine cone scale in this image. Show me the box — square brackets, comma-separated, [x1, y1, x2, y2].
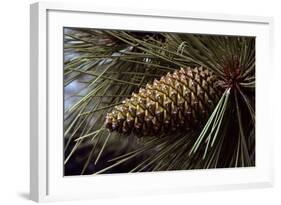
[179, 68, 218, 105]
[164, 75, 203, 119]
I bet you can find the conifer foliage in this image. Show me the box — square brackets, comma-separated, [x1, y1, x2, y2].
[64, 28, 255, 175]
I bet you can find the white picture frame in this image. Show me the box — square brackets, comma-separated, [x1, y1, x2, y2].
[30, 1, 274, 202]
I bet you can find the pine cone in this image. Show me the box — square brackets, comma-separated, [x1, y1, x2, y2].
[105, 67, 223, 136]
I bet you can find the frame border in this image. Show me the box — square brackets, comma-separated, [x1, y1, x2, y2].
[30, 1, 274, 202]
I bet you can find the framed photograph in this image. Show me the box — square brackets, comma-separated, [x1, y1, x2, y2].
[30, 2, 274, 202]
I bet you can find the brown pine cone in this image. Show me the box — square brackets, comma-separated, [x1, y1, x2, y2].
[105, 67, 223, 136]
